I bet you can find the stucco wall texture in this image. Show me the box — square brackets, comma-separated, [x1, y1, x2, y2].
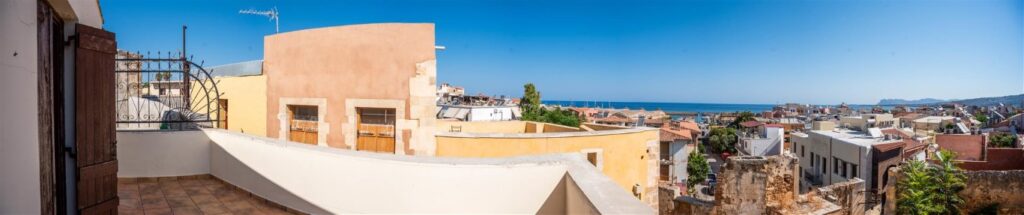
[208, 75, 268, 136]
[435, 128, 661, 207]
[263, 23, 436, 152]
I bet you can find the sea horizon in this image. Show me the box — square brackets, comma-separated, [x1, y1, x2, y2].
[543, 100, 895, 113]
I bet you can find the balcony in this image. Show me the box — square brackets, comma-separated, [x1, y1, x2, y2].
[803, 169, 824, 186]
[116, 129, 653, 214]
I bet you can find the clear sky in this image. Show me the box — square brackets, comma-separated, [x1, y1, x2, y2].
[103, 0, 1023, 105]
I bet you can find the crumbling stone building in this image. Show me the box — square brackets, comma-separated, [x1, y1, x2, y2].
[672, 153, 867, 215]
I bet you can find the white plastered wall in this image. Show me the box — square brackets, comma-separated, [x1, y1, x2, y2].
[0, 1, 42, 213]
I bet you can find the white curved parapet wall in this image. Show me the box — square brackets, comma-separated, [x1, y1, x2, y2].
[117, 129, 653, 214]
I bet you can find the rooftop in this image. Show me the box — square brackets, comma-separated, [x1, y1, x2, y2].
[802, 128, 903, 148]
[118, 129, 654, 214]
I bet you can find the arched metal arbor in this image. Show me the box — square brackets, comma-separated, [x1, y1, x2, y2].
[114, 51, 222, 130]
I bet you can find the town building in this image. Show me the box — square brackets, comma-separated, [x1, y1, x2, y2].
[263, 24, 439, 154]
[737, 124, 784, 156]
[912, 115, 968, 134]
[436, 105, 520, 121]
[434, 120, 662, 208]
[838, 113, 899, 132]
[791, 121, 926, 196]
[659, 124, 696, 186]
[204, 60, 268, 135]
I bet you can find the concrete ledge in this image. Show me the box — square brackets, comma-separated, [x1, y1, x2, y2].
[436, 127, 656, 139]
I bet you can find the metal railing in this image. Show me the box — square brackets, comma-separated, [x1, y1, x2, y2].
[114, 51, 220, 130]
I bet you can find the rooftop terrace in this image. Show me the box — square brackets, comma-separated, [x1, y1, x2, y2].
[117, 129, 653, 214]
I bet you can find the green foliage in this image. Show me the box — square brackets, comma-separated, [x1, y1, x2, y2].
[989, 133, 1016, 148]
[974, 115, 988, 124]
[898, 160, 944, 215]
[932, 150, 966, 214]
[518, 83, 580, 127]
[520, 83, 541, 116]
[897, 150, 967, 215]
[728, 111, 756, 129]
[708, 127, 737, 153]
[686, 144, 710, 195]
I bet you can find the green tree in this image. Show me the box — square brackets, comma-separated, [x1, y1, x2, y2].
[898, 160, 943, 215]
[708, 127, 738, 153]
[897, 150, 967, 215]
[974, 115, 988, 124]
[686, 144, 710, 195]
[932, 150, 966, 214]
[729, 111, 756, 128]
[520, 83, 541, 117]
[989, 133, 1016, 148]
[517, 83, 580, 127]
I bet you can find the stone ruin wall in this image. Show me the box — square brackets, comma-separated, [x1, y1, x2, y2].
[958, 170, 1024, 214]
[884, 168, 1024, 215]
[671, 154, 861, 215]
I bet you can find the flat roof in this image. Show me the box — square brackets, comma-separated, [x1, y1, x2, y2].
[804, 129, 902, 147]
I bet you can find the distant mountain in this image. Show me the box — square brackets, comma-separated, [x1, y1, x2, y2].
[877, 98, 946, 105]
[877, 94, 1024, 107]
[944, 94, 1024, 107]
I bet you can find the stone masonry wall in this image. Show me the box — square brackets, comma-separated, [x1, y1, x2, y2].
[884, 168, 1024, 215]
[958, 170, 1024, 214]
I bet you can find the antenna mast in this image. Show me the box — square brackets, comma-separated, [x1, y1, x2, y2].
[239, 7, 279, 33]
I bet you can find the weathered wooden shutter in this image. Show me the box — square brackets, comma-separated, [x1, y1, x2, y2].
[74, 23, 118, 215]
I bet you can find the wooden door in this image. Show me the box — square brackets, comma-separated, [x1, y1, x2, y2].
[356, 108, 396, 154]
[287, 105, 318, 145]
[218, 99, 228, 129]
[75, 23, 119, 215]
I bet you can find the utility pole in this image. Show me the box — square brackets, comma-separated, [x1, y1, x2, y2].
[239, 7, 280, 33]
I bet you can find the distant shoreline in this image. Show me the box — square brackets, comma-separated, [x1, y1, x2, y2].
[542, 100, 896, 113]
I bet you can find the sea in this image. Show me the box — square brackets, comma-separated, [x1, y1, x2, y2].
[543, 100, 892, 113]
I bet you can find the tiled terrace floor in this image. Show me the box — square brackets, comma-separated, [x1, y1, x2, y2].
[117, 177, 297, 215]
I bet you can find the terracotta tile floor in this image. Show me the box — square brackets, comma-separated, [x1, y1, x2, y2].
[117, 177, 294, 215]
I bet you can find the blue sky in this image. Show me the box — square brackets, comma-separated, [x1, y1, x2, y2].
[103, 0, 1023, 105]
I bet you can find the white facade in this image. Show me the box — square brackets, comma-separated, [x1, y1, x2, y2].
[438, 105, 520, 121]
[791, 129, 882, 193]
[739, 126, 784, 156]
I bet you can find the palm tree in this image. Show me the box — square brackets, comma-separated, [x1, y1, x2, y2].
[932, 150, 966, 214]
[898, 160, 943, 215]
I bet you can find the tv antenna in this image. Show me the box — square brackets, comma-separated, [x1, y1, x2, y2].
[239, 7, 280, 33]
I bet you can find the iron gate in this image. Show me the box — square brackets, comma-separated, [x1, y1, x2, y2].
[114, 51, 221, 130]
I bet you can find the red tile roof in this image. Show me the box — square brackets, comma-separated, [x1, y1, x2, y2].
[678, 121, 700, 133]
[739, 120, 763, 128]
[660, 127, 693, 142]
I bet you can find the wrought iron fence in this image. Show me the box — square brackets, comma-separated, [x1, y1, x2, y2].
[115, 51, 221, 130]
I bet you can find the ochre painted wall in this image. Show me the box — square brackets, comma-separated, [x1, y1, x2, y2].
[263, 23, 436, 150]
[435, 129, 659, 204]
[214, 75, 268, 136]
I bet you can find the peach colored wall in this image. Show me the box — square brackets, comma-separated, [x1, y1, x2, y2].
[263, 23, 435, 149]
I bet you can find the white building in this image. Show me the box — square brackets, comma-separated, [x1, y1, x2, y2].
[437, 105, 521, 121]
[791, 121, 926, 194]
[738, 124, 784, 156]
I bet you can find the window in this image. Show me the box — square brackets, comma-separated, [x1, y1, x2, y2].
[287, 105, 319, 145]
[801, 145, 805, 157]
[356, 108, 397, 154]
[851, 164, 858, 178]
[841, 162, 848, 178]
[587, 152, 599, 166]
[810, 153, 816, 167]
[821, 157, 827, 174]
[833, 157, 840, 174]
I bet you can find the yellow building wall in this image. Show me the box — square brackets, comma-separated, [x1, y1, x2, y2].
[435, 129, 659, 202]
[211, 75, 268, 136]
